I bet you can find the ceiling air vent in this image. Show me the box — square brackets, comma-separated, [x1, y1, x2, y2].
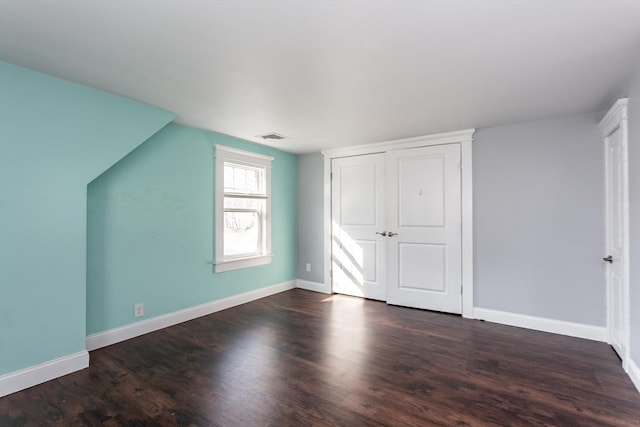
[258, 132, 286, 141]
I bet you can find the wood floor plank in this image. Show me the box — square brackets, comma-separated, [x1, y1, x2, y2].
[1, 289, 639, 426]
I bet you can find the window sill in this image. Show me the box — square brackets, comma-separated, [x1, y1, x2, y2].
[215, 254, 272, 273]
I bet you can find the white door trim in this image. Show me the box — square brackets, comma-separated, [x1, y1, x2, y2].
[599, 98, 631, 372]
[322, 129, 475, 318]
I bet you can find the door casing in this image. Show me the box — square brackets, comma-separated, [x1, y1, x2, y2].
[599, 98, 631, 372]
[321, 129, 475, 318]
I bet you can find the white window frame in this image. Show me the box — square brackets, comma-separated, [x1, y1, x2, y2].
[215, 145, 273, 273]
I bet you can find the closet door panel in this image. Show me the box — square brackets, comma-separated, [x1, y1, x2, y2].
[386, 144, 462, 313]
[331, 154, 387, 301]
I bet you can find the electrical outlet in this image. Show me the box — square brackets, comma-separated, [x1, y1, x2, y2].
[305, 263, 311, 273]
[134, 303, 144, 318]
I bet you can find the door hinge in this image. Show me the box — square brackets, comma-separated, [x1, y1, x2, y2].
[330, 172, 333, 180]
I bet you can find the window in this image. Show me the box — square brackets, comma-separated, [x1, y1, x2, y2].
[215, 145, 273, 272]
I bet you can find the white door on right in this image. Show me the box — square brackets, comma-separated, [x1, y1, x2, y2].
[604, 125, 625, 359]
[386, 144, 462, 313]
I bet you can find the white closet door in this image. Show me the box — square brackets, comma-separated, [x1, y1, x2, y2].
[385, 144, 462, 313]
[604, 125, 625, 359]
[331, 154, 387, 301]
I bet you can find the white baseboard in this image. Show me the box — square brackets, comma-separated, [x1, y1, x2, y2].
[86, 280, 295, 351]
[296, 279, 331, 294]
[473, 307, 607, 342]
[0, 351, 89, 398]
[627, 356, 640, 393]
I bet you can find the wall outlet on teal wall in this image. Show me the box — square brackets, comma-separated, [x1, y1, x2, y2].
[134, 303, 144, 318]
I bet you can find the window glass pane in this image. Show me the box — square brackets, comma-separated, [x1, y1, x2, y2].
[224, 211, 261, 257]
[224, 164, 234, 191]
[246, 169, 257, 192]
[224, 162, 264, 194]
[233, 166, 247, 192]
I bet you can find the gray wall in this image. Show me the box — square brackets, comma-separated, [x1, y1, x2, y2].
[473, 112, 605, 326]
[297, 113, 607, 327]
[297, 152, 325, 283]
[627, 62, 640, 363]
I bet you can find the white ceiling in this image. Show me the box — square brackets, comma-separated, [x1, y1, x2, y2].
[1, 1, 640, 154]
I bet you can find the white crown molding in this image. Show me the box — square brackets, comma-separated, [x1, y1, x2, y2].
[86, 280, 295, 351]
[599, 98, 628, 136]
[473, 307, 607, 342]
[0, 351, 89, 398]
[322, 128, 475, 159]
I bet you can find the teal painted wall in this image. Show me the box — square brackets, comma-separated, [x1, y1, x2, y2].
[0, 61, 175, 375]
[86, 124, 298, 334]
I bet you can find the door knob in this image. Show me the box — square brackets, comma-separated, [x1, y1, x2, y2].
[603, 255, 613, 263]
[376, 231, 387, 236]
[388, 232, 398, 237]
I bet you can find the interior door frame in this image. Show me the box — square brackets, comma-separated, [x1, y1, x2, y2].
[599, 98, 630, 372]
[321, 129, 475, 318]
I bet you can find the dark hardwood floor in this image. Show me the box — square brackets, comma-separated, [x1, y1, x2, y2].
[1, 289, 639, 426]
